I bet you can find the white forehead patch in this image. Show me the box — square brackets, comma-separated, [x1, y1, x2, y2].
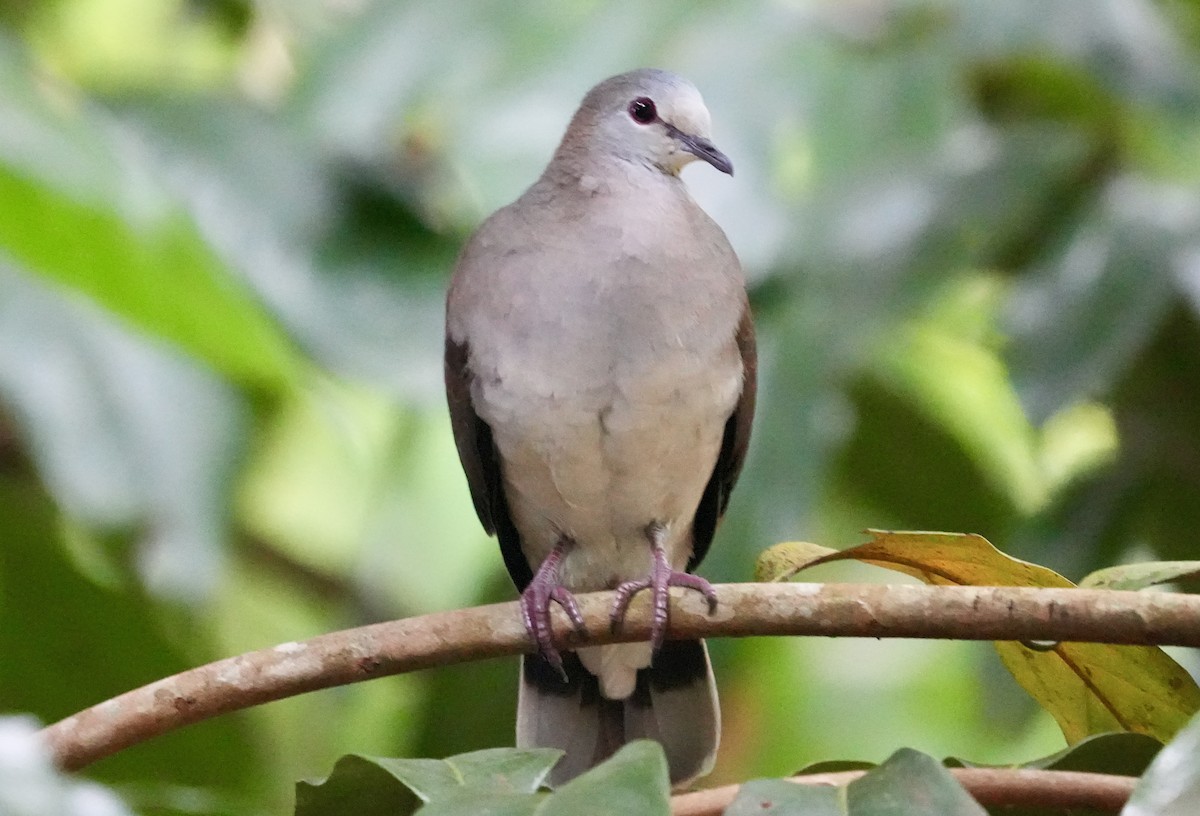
[661, 84, 713, 139]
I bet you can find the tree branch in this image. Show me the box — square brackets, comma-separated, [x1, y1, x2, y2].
[40, 582, 1200, 772]
[670, 768, 1139, 815]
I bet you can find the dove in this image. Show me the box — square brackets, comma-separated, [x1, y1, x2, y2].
[444, 68, 755, 787]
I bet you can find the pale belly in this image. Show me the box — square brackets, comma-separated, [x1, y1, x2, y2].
[482, 356, 740, 592]
[491, 370, 736, 701]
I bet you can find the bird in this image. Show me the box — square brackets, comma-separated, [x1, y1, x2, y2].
[444, 68, 756, 788]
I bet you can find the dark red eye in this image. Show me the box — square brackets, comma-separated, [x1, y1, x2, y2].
[628, 97, 657, 124]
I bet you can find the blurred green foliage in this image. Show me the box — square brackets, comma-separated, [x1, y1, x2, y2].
[1, 0, 1199, 813]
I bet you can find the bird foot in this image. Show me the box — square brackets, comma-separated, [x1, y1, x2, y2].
[520, 537, 586, 681]
[610, 539, 717, 653]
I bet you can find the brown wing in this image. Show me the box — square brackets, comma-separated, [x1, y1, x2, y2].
[444, 336, 533, 589]
[688, 304, 757, 571]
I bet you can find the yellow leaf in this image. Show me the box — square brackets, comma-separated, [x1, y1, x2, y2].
[807, 530, 1071, 588]
[785, 530, 1200, 745]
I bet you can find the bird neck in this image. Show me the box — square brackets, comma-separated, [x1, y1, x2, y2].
[540, 147, 683, 198]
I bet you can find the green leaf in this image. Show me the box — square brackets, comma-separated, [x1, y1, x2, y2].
[538, 741, 670, 816]
[418, 792, 543, 816]
[373, 748, 561, 801]
[295, 754, 418, 816]
[723, 778, 841, 815]
[849, 749, 985, 815]
[1032, 731, 1163, 775]
[730, 737, 1159, 816]
[726, 750, 986, 815]
[794, 760, 877, 775]
[950, 731, 1162, 777]
[299, 745, 668, 816]
[1079, 562, 1200, 591]
[799, 531, 1200, 745]
[1124, 711, 1200, 816]
[948, 733, 1161, 816]
[295, 748, 558, 816]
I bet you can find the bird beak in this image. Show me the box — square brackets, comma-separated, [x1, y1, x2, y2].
[667, 125, 734, 176]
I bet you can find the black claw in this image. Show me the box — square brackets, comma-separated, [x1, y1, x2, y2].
[546, 649, 568, 683]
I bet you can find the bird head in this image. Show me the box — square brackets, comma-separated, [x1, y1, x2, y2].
[568, 69, 734, 178]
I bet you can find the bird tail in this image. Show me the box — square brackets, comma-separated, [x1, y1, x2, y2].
[516, 639, 720, 789]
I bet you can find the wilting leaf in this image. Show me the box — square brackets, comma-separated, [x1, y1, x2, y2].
[787, 531, 1200, 744]
[755, 541, 839, 582]
[801, 530, 1073, 587]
